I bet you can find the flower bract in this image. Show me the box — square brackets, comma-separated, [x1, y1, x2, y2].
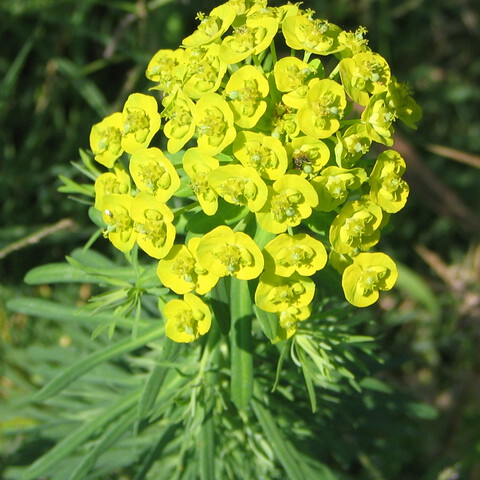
[131, 192, 176, 259]
[121, 93, 161, 153]
[129, 147, 180, 202]
[157, 237, 219, 294]
[100, 194, 137, 252]
[89, 112, 124, 168]
[263, 233, 327, 277]
[196, 225, 264, 280]
[342, 252, 398, 307]
[164, 293, 212, 343]
[255, 271, 315, 313]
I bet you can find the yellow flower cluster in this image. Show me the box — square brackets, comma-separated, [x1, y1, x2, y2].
[89, 0, 420, 343]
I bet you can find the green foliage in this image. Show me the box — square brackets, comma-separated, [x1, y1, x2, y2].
[1, 241, 441, 479]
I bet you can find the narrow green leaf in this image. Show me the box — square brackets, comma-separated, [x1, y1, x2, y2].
[0, 32, 34, 102]
[34, 323, 163, 401]
[68, 407, 137, 480]
[58, 175, 95, 196]
[69, 247, 115, 268]
[252, 398, 308, 480]
[396, 263, 440, 316]
[6, 297, 149, 329]
[272, 341, 290, 392]
[229, 277, 253, 410]
[89, 206, 105, 228]
[24, 262, 100, 284]
[301, 359, 318, 413]
[253, 395, 335, 480]
[137, 338, 180, 418]
[21, 390, 141, 480]
[209, 278, 231, 335]
[54, 57, 109, 116]
[199, 405, 215, 480]
[254, 305, 277, 341]
[133, 424, 179, 480]
[79, 148, 102, 178]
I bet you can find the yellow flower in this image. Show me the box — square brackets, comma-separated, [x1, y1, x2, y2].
[164, 293, 212, 343]
[145, 48, 184, 94]
[129, 147, 180, 202]
[219, 16, 278, 64]
[225, 65, 269, 128]
[361, 93, 395, 146]
[263, 233, 327, 277]
[274, 56, 312, 93]
[94, 167, 131, 210]
[282, 13, 343, 55]
[131, 192, 176, 259]
[193, 93, 236, 155]
[157, 237, 219, 295]
[271, 102, 301, 139]
[162, 90, 196, 154]
[121, 93, 161, 153]
[342, 252, 398, 307]
[100, 194, 136, 252]
[297, 78, 347, 139]
[311, 166, 367, 211]
[386, 77, 422, 129]
[89, 112, 124, 168]
[274, 305, 311, 342]
[196, 225, 264, 280]
[182, 148, 219, 216]
[273, 57, 321, 110]
[369, 150, 409, 213]
[333, 124, 372, 168]
[208, 164, 268, 212]
[256, 174, 318, 234]
[255, 271, 315, 313]
[227, 0, 267, 16]
[328, 250, 353, 275]
[339, 52, 391, 106]
[180, 44, 227, 99]
[182, 4, 236, 47]
[233, 131, 288, 180]
[329, 199, 383, 254]
[337, 27, 370, 58]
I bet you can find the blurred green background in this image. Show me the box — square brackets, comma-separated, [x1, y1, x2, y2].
[1, 0, 480, 478]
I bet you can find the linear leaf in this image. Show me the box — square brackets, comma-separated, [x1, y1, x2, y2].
[21, 390, 141, 480]
[24, 262, 102, 284]
[137, 338, 180, 418]
[34, 323, 164, 401]
[252, 398, 306, 480]
[68, 407, 138, 480]
[69, 247, 116, 268]
[133, 424, 179, 480]
[252, 396, 335, 480]
[199, 405, 215, 480]
[54, 57, 109, 116]
[6, 297, 149, 329]
[254, 305, 277, 341]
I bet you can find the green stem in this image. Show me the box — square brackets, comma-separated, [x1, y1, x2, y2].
[229, 277, 253, 410]
[269, 40, 278, 66]
[329, 62, 341, 79]
[302, 50, 312, 63]
[172, 201, 200, 218]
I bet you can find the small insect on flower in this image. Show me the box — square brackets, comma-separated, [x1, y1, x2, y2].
[292, 153, 311, 171]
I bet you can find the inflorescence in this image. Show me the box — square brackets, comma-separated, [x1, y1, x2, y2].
[89, 0, 421, 343]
